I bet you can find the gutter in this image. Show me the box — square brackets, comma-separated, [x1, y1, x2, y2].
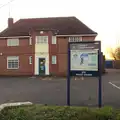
[56, 34, 97, 37]
[0, 36, 30, 39]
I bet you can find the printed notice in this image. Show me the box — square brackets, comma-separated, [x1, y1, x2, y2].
[70, 50, 98, 71]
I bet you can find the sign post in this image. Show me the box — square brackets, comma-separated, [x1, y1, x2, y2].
[98, 46, 102, 108]
[67, 41, 102, 107]
[67, 44, 70, 106]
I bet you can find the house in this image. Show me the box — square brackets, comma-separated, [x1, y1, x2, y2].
[0, 16, 97, 76]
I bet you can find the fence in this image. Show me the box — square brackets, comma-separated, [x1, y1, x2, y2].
[113, 60, 120, 69]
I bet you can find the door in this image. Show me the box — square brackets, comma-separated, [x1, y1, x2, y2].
[39, 58, 45, 75]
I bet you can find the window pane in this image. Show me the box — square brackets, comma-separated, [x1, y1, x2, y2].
[44, 39, 47, 43]
[11, 63, 14, 68]
[8, 62, 12, 68]
[14, 63, 18, 68]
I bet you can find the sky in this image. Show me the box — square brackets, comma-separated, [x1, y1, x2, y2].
[0, 0, 120, 57]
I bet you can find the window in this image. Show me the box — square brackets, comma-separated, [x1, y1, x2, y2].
[7, 39, 19, 46]
[52, 36, 56, 44]
[36, 36, 48, 44]
[29, 37, 32, 45]
[52, 56, 57, 64]
[7, 56, 19, 69]
[29, 56, 32, 64]
[69, 37, 82, 42]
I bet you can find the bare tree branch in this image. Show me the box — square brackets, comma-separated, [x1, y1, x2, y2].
[109, 47, 120, 60]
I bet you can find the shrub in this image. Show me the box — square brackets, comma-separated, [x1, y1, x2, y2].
[0, 105, 117, 120]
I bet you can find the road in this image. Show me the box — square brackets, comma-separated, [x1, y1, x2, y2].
[0, 69, 120, 107]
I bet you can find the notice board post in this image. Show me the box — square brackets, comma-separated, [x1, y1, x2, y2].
[67, 41, 102, 107]
[98, 43, 102, 108]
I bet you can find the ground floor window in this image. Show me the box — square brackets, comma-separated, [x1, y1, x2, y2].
[52, 56, 57, 64]
[7, 56, 19, 69]
[29, 56, 32, 64]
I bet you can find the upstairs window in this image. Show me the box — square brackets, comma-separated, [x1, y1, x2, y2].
[29, 37, 32, 45]
[52, 36, 56, 44]
[7, 39, 19, 46]
[36, 36, 48, 44]
[69, 37, 82, 42]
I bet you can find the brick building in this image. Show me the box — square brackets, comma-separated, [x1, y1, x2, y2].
[0, 17, 97, 76]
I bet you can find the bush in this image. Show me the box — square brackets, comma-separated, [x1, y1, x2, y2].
[0, 105, 117, 120]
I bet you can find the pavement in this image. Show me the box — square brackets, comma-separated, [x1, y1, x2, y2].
[0, 69, 120, 107]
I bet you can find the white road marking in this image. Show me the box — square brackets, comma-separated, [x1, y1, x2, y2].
[109, 82, 120, 90]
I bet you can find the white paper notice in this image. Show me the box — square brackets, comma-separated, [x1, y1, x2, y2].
[70, 50, 98, 71]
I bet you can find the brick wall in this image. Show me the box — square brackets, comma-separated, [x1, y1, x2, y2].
[0, 38, 34, 76]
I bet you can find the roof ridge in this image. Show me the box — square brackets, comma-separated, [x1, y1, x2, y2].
[19, 16, 76, 20]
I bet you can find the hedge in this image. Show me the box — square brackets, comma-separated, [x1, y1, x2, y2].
[0, 105, 119, 120]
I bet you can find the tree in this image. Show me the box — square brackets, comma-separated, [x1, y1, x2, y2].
[109, 47, 120, 60]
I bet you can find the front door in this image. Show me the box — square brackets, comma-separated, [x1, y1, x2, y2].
[39, 58, 45, 75]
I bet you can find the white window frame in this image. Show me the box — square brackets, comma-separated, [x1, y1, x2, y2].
[7, 56, 19, 69]
[69, 37, 82, 42]
[7, 38, 19, 46]
[36, 36, 48, 44]
[52, 36, 56, 44]
[29, 56, 32, 64]
[52, 56, 57, 64]
[29, 37, 32, 45]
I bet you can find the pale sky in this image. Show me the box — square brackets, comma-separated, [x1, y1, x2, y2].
[0, 0, 120, 54]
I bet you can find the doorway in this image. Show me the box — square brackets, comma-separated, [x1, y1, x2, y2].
[39, 58, 45, 75]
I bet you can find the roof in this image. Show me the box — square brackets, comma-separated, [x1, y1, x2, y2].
[0, 16, 97, 37]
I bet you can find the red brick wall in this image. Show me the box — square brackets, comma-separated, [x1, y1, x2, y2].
[57, 37, 68, 54]
[48, 32, 58, 75]
[0, 39, 7, 46]
[57, 37, 68, 76]
[0, 38, 34, 76]
[82, 36, 96, 41]
[19, 38, 29, 46]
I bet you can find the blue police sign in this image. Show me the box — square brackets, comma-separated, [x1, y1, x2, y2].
[67, 41, 102, 108]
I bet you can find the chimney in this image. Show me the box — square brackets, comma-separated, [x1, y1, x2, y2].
[8, 18, 13, 28]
